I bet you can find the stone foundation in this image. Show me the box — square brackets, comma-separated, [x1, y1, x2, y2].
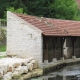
[0, 57, 43, 80]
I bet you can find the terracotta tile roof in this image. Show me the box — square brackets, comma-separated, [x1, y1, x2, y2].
[47, 18, 80, 36]
[14, 13, 80, 36]
[76, 0, 80, 8]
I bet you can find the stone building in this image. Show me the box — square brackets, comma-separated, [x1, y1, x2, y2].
[7, 11, 80, 67]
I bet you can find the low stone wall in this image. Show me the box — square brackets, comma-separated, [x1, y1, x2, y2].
[43, 58, 80, 74]
[0, 57, 43, 80]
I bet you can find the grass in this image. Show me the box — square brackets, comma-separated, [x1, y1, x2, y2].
[0, 45, 6, 52]
[0, 45, 6, 58]
[0, 56, 6, 58]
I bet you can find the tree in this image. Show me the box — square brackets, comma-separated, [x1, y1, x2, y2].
[0, 0, 27, 18]
[4, 7, 24, 19]
[52, 0, 78, 20]
[7, 7, 24, 13]
[0, 0, 79, 20]
[10, 0, 28, 12]
[23, 0, 55, 17]
[25, 0, 78, 20]
[0, 0, 11, 18]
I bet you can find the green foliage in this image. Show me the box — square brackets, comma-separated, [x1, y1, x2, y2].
[52, 0, 78, 20]
[74, 9, 80, 21]
[7, 7, 24, 13]
[0, 56, 6, 58]
[15, 0, 78, 20]
[0, 0, 10, 18]
[0, 0, 79, 20]
[0, 45, 6, 52]
[0, 28, 6, 41]
[25, 0, 55, 17]
[4, 7, 24, 18]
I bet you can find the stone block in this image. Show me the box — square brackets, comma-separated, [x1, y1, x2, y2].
[2, 72, 12, 80]
[8, 64, 14, 72]
[27, 63, 33, 71]
[23, 57, 34, 66]
[21, 72, 32, 80]
[31, 60, 38, 69]
[15, 66, 23, 74]
[21, 66, 28, 74]
[0, 69, 3, 78]
[12, 71, 21, 79]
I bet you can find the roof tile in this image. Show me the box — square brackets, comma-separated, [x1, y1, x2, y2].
[14, 13, 80, 36]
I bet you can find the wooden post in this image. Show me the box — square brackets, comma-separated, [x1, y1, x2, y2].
[46, 37, 48, 60]
[52, 37, 55, 58]
[71, 37, 76, 59]
[43, 36, 49, 63]
[52, 37, 57, 62]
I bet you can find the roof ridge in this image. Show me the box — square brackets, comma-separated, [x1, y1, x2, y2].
[47, 17, 80, 23]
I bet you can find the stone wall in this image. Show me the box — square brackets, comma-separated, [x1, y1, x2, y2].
[7, 11, 43, 67]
